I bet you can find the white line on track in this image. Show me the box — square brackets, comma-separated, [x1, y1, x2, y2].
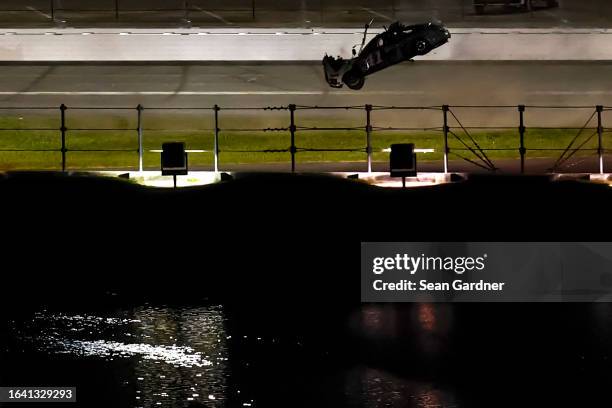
[26, 6, 52, 19]
[0, 91, 322, 96]
[191, 6, 233, 25]
[528, 91, 612, 95]
[0, 91, 425, 96]
[359, 7, 394, 22]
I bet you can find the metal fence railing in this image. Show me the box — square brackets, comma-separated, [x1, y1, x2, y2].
[0, 104, 609, 174]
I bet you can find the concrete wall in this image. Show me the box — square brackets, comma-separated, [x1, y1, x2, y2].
[1, 28, 612, 61]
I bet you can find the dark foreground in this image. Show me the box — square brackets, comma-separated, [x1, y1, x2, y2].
[2, 172, 612, 407]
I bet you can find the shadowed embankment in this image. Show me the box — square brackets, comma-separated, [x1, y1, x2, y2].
[1, 171, 610, 307]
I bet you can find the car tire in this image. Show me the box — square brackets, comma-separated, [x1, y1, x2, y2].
[415, 39, 430, 55]
[474, 5, 485, 14]
[342, 70, 365, 90]
[546, 0, 558, 7]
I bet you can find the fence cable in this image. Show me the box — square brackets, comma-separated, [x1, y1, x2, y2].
[448, 129, 495, 171]
[551, 110, 597, 171]
[448, 109, 496, 170]
[448, 151, 493, 171]
[552, 130, 599, 171]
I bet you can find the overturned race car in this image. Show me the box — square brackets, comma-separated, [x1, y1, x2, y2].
[323, 21, 450, 90]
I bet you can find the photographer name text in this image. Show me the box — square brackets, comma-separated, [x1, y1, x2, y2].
[371, 253, 506, 292]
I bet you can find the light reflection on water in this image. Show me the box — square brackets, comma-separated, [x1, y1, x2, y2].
[11, 305, 230, 407]
[57, 340, 213, 367]
[7, 304, 461, 408]
[354, 303, 454, 355]
[345, 367, 458, 408]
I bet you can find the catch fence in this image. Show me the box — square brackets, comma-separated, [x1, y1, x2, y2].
[0, 104, 609, 174]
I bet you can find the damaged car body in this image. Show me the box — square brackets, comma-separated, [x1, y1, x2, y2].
[323, 21, 451, 90]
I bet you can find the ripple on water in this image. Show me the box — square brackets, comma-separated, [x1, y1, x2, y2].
[9, 306, 234, 407]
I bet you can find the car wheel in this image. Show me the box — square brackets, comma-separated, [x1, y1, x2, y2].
[546, 0, 558, 7]
[474, 5, 485, 14]
[342, 70, 365, 90]
[415, 39, 430, 55]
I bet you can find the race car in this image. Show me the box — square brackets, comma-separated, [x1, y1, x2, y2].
[322, 21, 450, 90]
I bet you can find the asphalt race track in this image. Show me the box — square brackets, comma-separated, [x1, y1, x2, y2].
[1, 61, 611, 110]
[1, 61, 610, 174]
[3, 0, 612, 28]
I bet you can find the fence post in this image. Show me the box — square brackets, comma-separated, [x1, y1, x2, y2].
[289, 104, 297, 172]
[365, 104, 373, 173]
[252, 0, 256, 20]
[184, 0, 189, 22]
[597, 105, 604, 174]
[50, 0, 54, 21]
[518, 104, 526, 174]
[214, 104, 220, 172]
[115, 0, 119, 20]
[137, 104, 143, 172]
[60, 104, 67, 172]
[442, 105, 449, 174]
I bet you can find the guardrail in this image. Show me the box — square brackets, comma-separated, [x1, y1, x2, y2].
[0, 104, 609, 174]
